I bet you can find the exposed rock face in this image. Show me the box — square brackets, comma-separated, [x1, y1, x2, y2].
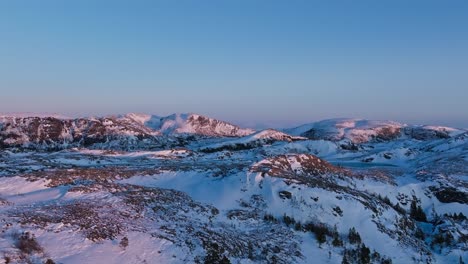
[403, 127, 451, 140]
[430, 186, 468, 204]
[0, 116, 159, 149]
[251, 154, 346, 177]
[156, 113, 255, 137]
[0, 113, 258, 150]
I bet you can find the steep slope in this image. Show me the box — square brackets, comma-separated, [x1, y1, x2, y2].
[114, 152, 466, 263]
[0, 115, 161, 150]
[0, 112, 258, 150]
[251, 153, 347, 177]
[124, 113, 163, 129]
[148, 113, 256, 137]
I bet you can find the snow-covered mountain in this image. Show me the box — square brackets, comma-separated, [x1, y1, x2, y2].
[0, 113, 466, 264]
[126, 113, 255, 137]
[0, 115, 162, 150]
[285, 118, 465, 143]
[285, 118, 403, 143]
[0, 113, 257, 150]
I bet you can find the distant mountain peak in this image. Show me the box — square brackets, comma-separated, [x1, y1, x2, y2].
[285, 118, 464, 143]
[154, 113, 256, 137]
[124, 112, 256, 137]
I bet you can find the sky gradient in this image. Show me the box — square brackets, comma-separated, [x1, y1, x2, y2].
[1, 0, 467, 128]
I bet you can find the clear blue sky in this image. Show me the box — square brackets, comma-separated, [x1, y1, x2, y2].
[1, 0, 467, 128]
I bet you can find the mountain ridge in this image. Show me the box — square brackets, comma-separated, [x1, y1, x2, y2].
[1, 114, 465, 150]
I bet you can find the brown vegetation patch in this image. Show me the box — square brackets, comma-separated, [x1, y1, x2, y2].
[21, 167, 161, 188]
[251, 154, 349, 178]
[13, 200, 130, 241]
[12, 231, 43, 255]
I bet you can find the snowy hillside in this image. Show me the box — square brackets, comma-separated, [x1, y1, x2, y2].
[126, 113, 255, 137]
[0, 114, 466, 264]
[285, 118, 465, 144]
[200, 129, 306, 152]
[0, 115, 162, 150]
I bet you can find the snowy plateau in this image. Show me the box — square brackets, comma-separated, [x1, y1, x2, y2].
[0, 113, 466, 264]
